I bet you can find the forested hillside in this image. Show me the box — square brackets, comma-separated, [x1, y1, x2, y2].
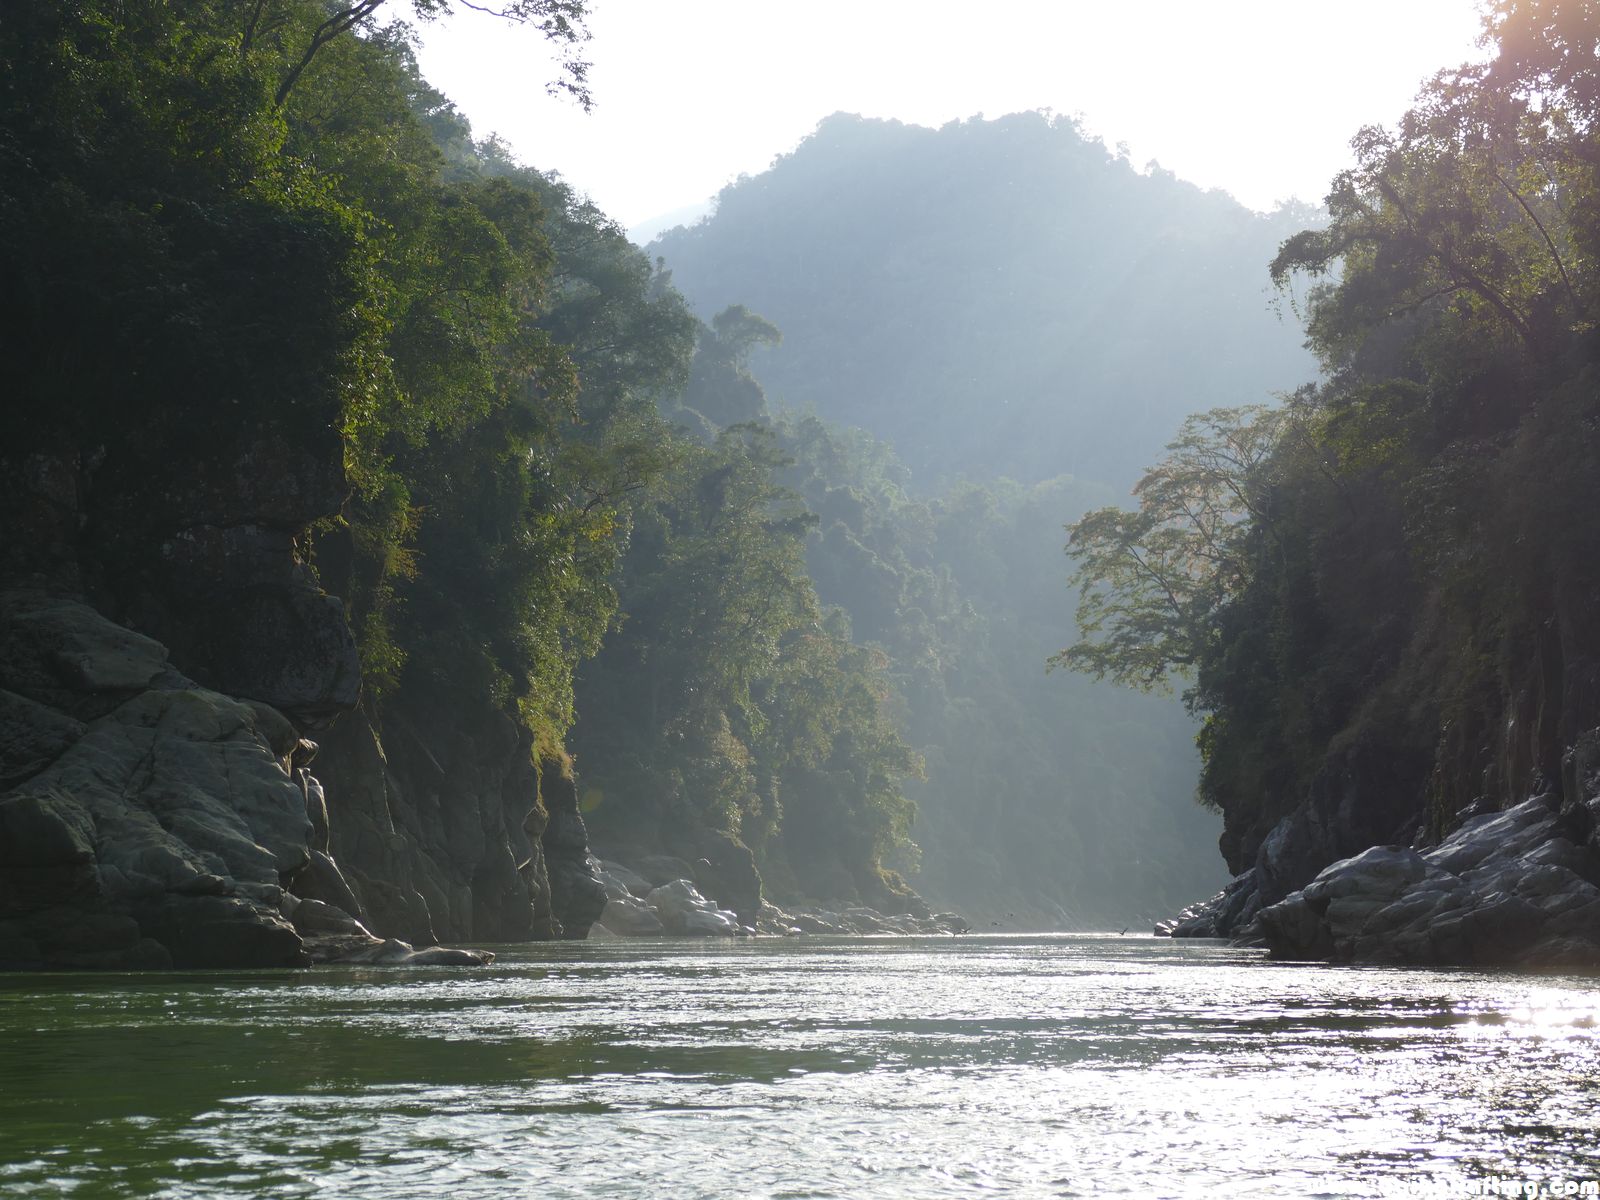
[650, 111, 1318, 489]
[571, 343, 1225, 925]
[640, 113, 1342, 922]
[761, 415, 1222, 924]
[0, 1, 938, 959]
[6, 1, 1427, 953]
[1059, 1, 1600, 959]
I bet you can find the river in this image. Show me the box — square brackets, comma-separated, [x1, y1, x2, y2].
[2, 934, 1598, 1197]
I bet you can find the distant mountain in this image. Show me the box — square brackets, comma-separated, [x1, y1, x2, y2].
[628, 199, 713, 247]
[651, 111, 1320, 489]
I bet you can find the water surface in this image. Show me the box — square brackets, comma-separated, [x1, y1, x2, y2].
[3, 935, 1598, 1197]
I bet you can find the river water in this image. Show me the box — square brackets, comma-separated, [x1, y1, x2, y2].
[2, 934, 1599, 1198]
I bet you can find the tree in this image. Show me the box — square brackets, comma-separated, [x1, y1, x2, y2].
[1051, 405, 1287, 694]
[674, 305, 783, 428]
[1271, 20, 1593, 380]
[237, 0, 591, 108]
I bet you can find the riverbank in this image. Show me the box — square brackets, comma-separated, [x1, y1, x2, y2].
[0, 589, 962, 970]
[1157, 767, 1600, 970]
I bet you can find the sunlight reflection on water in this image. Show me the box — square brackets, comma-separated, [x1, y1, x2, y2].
[2, 935, 1599, 1198]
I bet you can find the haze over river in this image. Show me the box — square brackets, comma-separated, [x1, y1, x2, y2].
[3, 935, 1599, 1197]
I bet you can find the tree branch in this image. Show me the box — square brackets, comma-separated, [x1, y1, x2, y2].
[274, 0, 386, 107]
[1491, 164, 1582, 312]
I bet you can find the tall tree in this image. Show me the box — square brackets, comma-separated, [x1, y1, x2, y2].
[1053, 406, 1288, 694]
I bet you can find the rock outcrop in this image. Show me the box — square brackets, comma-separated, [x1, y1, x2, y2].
[592, 835, 766, 927]
[1159, 727, 1600, 968]
[1157, 743, 1435, 943]
[1252, 793, 1600, 967]
[639, 878, 744, 936]
[588, 853, 969, 939]
[1161, 738, 1433, 943]
[1153, 870, 1259, 938]
[0, 591, 488, 969]
[312, 703, 607, 946]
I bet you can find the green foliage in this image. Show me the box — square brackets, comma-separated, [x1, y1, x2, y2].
[1063, 1, 1600, 871]
[670, 305, 782, 429]
[0, 0, 680, 763]
[0, 2, 383, 457]
[1054, 406, 1288, 693]
[571, 416, 925, 892]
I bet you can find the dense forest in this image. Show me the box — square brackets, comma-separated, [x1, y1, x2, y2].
[0, 0, 959, 936]
[4, 0, 1317, 937]
[1057, 0, 1600, 941]
[642, 114, 1338, 922]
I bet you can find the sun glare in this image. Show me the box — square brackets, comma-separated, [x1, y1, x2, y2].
[414, 0, 1489, 229]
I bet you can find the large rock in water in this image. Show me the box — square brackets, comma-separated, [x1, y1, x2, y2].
[645, 879, 743, 937]
[0, 591, 490, 969]
[1253, 793, 1600, 967]
[0, 591, 308, 967]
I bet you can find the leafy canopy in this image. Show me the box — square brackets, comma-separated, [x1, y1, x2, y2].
[1052, 405, 1288, 694]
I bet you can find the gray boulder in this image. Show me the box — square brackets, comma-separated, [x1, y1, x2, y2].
[594, 859, 653, 899]
[0, 593, 318, 968]
[755, 900, 803, 936]
[790, 908, 851, 935]
[1253, 792, 1600, 966]
[599, 892, 665, 936]
[1424, 795, 1558, 875]
[646, 879, 742, 937]
[289, 896, 371, 937]
[0, 592, 494, 970]
[315, 935, 494, 967]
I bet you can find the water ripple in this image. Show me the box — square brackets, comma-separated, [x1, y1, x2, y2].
[3, 935, 1599, 1197]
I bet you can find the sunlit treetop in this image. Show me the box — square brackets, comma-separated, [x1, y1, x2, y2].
[238, 0, 591, 108]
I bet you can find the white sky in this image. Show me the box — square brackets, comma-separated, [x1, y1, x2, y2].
[412, 0, 1491, 232]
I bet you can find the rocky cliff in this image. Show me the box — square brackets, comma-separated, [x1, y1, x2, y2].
[1, 427, 605, 966]
[0, 587, 609, 966]
[1253, 772, 1600, 969]
[1158, 728, 1600, 969]
[1150, 519, 1600, 968]
[314, 701, 606, 945]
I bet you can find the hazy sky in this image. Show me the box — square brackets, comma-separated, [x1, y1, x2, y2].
[413, 0, 1490, 233]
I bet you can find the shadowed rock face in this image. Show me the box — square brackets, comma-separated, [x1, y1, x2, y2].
[94, 429, 360, 725]
[0, 591, 310, 968]
[1160, 740, 1435, 942]
[2, 432, 359, 726]
[312, 702, 607, 946]
[1252, 792, 1600, 968]
[0, 591, 499, 969]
